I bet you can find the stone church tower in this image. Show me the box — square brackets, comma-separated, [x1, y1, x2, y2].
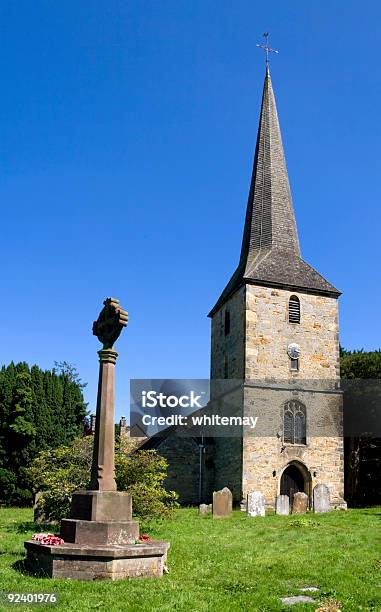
[208, 67, 346, 509]
[140, 67, 346, 509]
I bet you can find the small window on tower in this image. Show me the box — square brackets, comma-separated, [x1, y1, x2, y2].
[290, 358, 299, 372]
[289, 295, 300, 324]
[224, 310, 230, 335]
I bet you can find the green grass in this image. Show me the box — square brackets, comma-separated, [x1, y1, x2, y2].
[0, 507, 380, 611]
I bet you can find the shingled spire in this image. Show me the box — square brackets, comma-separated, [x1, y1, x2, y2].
[209, 69, 340, 317]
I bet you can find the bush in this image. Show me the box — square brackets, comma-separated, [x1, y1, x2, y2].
[28, 435, 178, 522]
[116, 437, 179, 520]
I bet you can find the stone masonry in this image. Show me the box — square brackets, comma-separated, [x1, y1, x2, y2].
[209, 284, 345, 508]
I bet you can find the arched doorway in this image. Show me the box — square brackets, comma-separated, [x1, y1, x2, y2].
[280, 462, 311, 506]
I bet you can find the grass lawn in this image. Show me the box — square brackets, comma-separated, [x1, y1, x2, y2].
[0, 507, 380, 611]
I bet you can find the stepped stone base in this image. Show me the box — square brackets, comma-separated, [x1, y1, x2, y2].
[24, 490, 170, 580]
[60, 518, 139, 546]
[24, 540, 170, 580]
[69, 490, 132, 522]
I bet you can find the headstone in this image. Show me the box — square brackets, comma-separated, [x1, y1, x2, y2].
[247, 491, 265, 517]
[199, 503, 210, 515]
[213, 487, 232, 518]
[292, 492, 308, 514]
[275, 494, 290, 515]
[313, 484, 331, 513]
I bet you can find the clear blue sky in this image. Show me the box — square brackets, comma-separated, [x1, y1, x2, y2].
[1, 1, 380, 420]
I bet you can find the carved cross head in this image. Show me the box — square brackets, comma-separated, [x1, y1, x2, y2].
[93, 297, 128, 349]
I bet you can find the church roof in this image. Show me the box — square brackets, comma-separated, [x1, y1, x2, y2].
[209, 68, 340, 317]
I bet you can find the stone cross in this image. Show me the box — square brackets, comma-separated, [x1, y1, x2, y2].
[89, 298, 128, 491]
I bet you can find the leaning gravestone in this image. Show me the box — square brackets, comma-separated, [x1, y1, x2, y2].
[25, 298, 169, 580]
[247, 491, 265, 517]
[292, 492, 308, 514]
[213, 487, 232, 518]
[313, 484, 331, 513]
[275, 494, 290, 515]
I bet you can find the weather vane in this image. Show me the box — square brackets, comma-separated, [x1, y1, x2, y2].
[256, 32, 279, 69]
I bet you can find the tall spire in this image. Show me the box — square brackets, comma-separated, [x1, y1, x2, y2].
[209, 69, 340, 317]
[239, 69, 300, 271]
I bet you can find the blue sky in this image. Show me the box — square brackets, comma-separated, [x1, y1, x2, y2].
[1, 1, 380, 420]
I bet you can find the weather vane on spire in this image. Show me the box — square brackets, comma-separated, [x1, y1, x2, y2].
[256, 32, 279, 70]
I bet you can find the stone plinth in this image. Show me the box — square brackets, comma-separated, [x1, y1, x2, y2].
[60, 490, 139, 547]
[24, 540, 169, 580]
[60, 519, 139, 546]
[70, 490, 132, 522]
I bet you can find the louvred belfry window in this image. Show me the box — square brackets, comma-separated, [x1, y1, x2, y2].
[283, 400, 306, 445]
[289, 295, 300, 324]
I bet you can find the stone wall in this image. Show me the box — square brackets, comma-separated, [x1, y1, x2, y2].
[245, 285, 340, 381]
[208, 282, 345, 508]
[154, 435, 216, 505]
[210, 286, 245, 380]
[242, 384, 345, 508]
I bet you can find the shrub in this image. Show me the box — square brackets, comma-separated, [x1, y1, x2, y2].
[28, 435, 178, 522]
[115, 437, 179, 520]
[28, 437, 92, 521]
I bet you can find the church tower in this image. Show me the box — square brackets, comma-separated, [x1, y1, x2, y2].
[209, 67, 346, 509]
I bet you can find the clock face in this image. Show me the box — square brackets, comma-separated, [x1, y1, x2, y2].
[287, 343, 301, 359]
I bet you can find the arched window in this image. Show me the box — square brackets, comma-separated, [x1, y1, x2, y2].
[289, 295, 300, 324]
[283, 400, 306, 445]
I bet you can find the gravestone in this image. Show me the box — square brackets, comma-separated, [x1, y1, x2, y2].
[25, 298, 169, 580]
[213, 487, 232, 518]
[247, 491, 265, 517]
[313, 484, 331, 513]
[199, 503, 210, 515]
[292, 492, 308, 514]
[275, 494, 290, 515]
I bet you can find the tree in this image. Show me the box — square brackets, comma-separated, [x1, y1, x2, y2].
[341, 347, 381, 506]
[0, 361, 88, 506]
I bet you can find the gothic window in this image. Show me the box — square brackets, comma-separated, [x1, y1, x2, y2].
[289, 295, 300, 324]
[224, 310, 230, 335]
[283, 400, 306, 445]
